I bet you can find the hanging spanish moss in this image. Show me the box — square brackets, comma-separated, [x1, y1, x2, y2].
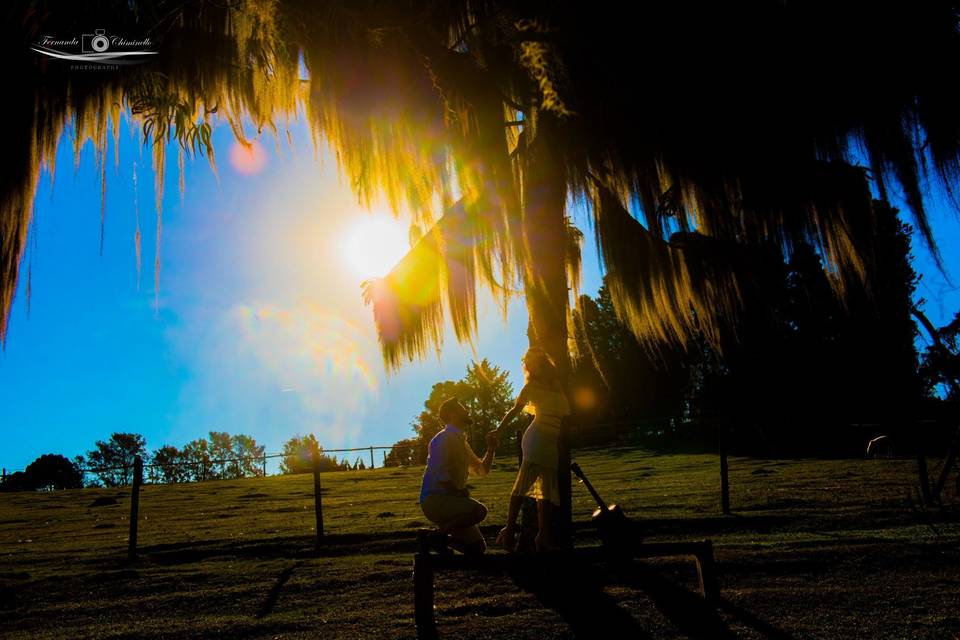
[3, 0, 958, 368]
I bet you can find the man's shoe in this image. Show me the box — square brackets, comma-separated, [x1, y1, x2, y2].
[428, 531, 452, 554]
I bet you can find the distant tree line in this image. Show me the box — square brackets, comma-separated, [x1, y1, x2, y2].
[2, 431, 363, 492]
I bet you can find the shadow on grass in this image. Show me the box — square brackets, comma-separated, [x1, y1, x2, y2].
[605, 561, 795, 639]
[610, 561, 736, 638]
[503, 555, 651, 638]
[496, 553, 792, 639]
[255, 560, 303, 618]
[129, 529, 795, 639]
[504, 554, 793, 639]
[135, 529, 425, 565]
[129, 512, 790, 567]
[715, 597, 797, 639]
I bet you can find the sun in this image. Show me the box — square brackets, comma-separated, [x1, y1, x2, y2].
[340, 214, 411, 279]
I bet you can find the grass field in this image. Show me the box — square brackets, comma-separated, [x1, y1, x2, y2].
[1, 448, 958, 639]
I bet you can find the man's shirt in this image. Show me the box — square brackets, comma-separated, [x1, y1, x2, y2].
[419, 425, 482, 504]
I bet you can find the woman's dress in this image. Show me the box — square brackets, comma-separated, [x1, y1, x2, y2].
[511, 384, 570, 504]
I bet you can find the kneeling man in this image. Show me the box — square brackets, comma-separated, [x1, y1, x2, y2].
[419, 398, 498, 554]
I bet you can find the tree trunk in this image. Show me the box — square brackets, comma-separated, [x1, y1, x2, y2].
[522, 113, 573, 549]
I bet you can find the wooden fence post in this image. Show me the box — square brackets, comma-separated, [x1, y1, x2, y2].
[933, 424, 960, 501]
[719, 423, 731, 515]
[312, 448, 324, 548]
[916, 421, 932, 505]
[369, 446, 375, 470]
[262, 455, 267, 477]
[413, 531, 437, 639]
[128, 455, 143, 561]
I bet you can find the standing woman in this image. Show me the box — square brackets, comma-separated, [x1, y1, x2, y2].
[494, 347, 570, 552]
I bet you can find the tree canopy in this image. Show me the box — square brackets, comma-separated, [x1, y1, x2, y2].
[84, 432, 148, 487]
[1, 454, 84, 491]
[568, 199, 925, 454]
[5, 1, 959, 370]
[279, 433, 347, 474]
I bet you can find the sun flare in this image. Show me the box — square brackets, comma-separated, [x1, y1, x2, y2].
[340, 215, 411, 279]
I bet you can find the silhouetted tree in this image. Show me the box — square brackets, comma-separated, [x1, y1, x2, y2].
[383, 437, 419, 467]
[568, 200, 923, 455]
[920, 311, 960, 401]
[571, 281, 689, 427]
[208, 431, 234, 479]
[231, 434, 266, 477]
[279, 434, 342, 474]
[686, 201, 922, 453]
[149, 445, 189, 484]
[22, 454, 83, 490]
[85, 433, 147, 487]
[461, 359, 516, 452]
[0, 472, 32, 492]
[180, 438, 212, 482]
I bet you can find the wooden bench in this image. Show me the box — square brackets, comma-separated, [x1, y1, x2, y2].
[413, 530, 719, 638]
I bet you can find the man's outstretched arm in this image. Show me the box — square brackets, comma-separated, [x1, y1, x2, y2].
[468, 432, 499, 477]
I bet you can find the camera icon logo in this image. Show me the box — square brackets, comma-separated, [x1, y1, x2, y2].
[81, 29, 110, 53]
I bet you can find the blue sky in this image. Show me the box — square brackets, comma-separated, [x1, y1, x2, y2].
[0, 116, 605, 472]
[1, 113, 957, 473]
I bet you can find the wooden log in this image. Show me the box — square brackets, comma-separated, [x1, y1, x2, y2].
[127, 455, 143, 561]
[411, 540, 721, 635]
[424, 541, 717, 585]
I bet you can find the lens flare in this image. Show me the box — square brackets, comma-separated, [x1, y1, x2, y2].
[572, 386, 598, 411]
[232, 302, 379, 394]
[227, 302, 380, 449]
[229, 141, 267, 175]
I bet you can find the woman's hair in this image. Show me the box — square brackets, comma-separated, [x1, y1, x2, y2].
[522, 347, 559, 384]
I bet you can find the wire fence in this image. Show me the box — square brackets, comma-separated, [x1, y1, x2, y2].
[1, 444, 416, 487]
[1, 417, 956, 563]
[2, 415, 956, 487]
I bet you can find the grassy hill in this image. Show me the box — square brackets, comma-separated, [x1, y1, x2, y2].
[1, 448, 958, 639]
